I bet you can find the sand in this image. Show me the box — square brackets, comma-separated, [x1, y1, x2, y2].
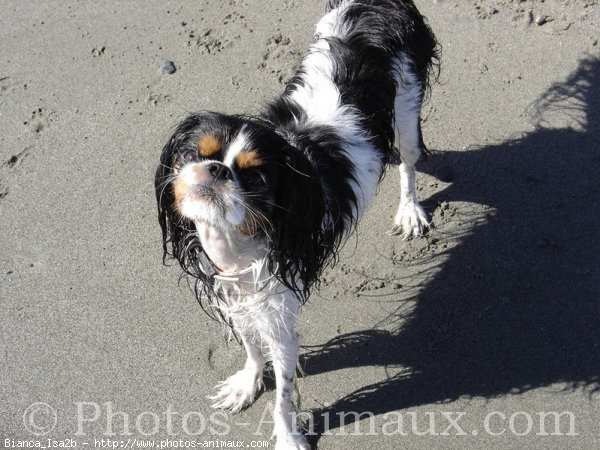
[1, 0, 599, 448]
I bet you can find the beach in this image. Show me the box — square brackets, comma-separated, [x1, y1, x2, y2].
[1, 0, 599, 448]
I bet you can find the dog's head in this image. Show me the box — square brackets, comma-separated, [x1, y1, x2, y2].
[155, 112, 327, 298]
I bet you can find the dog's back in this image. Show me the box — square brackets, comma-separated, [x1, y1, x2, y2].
[322, 0, 439, 152]
[263, 0, 439, 246]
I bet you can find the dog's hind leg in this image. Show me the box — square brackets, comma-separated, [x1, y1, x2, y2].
[388, 53, 431, 239]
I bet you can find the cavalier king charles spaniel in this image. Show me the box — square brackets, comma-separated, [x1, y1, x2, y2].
[155, 0, 438, 448]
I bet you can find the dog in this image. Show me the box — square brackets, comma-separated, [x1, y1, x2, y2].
[155, 0, 438, 448]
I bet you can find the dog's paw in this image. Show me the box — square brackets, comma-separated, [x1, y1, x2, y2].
[275, 432, 310, 450]
[388, 200, 430, 239]
[208, 368, 263, 413]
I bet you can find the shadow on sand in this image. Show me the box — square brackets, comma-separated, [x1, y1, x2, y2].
[300, 56, 600, 445]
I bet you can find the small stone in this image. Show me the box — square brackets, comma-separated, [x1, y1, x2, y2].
[162, 60, 177, 74]
[535, 15, 547, 26]
[91, 46, 106, 57]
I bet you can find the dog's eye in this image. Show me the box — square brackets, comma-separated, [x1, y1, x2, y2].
[245, 171, 267, 189]
[182, 150, 197, 163]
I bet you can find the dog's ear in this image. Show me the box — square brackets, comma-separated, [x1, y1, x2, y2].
[154, 133, 197, 266]
[268, 145, 330, 299]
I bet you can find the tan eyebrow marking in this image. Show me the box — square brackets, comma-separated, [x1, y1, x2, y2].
[197, 134, 221, 157]
[235, 150, 262, 169]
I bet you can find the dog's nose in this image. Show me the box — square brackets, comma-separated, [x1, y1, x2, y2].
[206, 162, 232, 181]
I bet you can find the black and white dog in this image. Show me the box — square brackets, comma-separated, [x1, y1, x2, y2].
[155, 0, 438, 448]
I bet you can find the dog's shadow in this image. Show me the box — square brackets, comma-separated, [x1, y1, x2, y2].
[299, 56, 600, 445]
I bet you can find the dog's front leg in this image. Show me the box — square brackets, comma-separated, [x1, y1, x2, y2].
[260, 290, 309, 450]
[209, 327, 265, 413]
